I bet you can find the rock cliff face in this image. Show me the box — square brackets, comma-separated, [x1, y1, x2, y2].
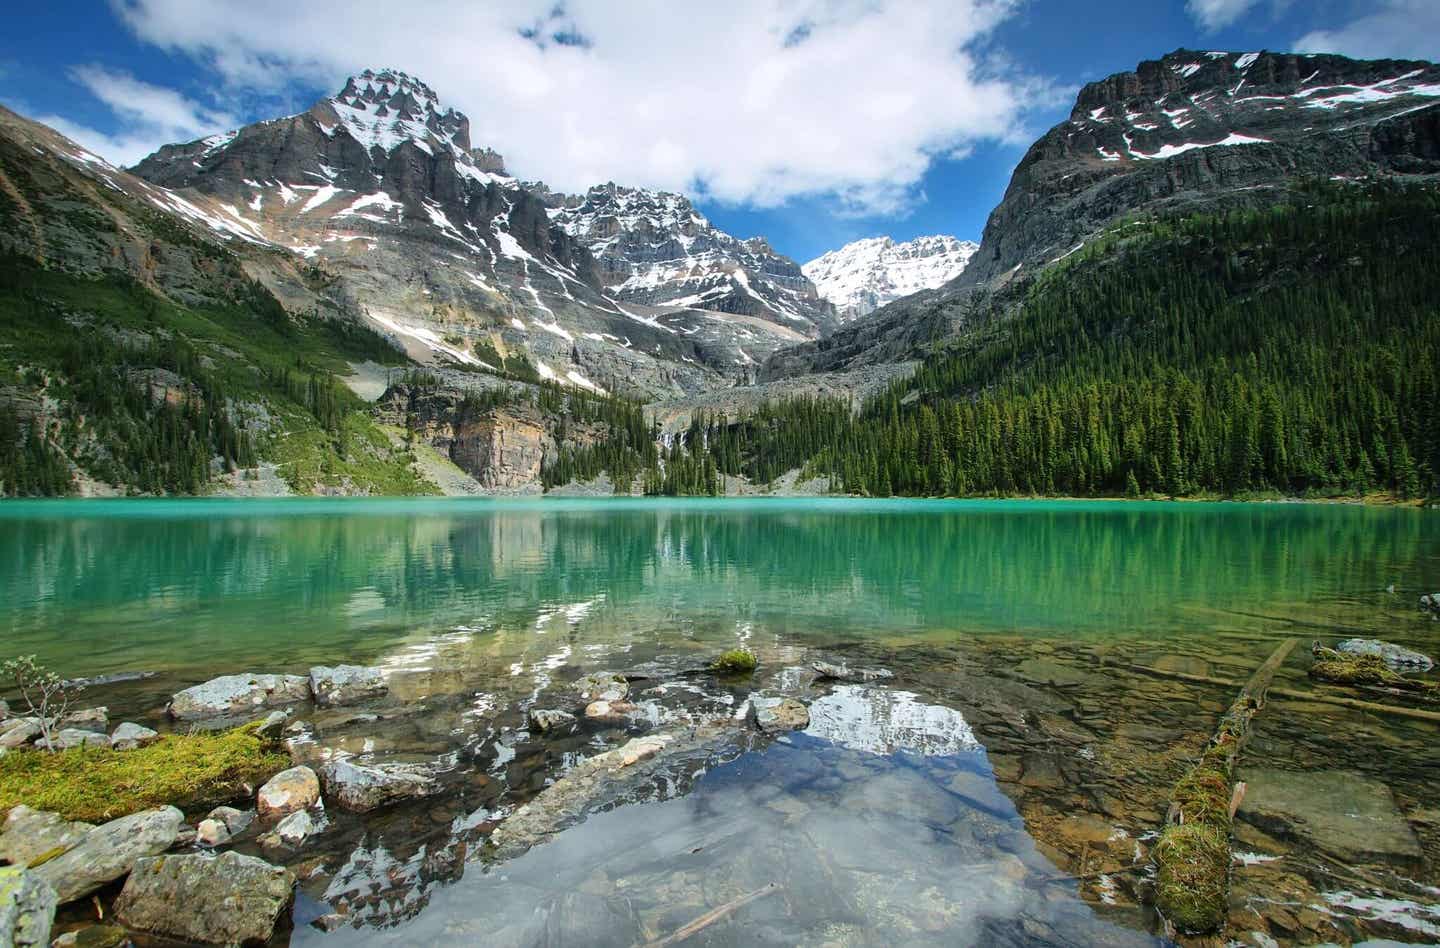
[127, 70, 820, 398]
[375, 383, 603, 490]
[761, 48, 1440, 380]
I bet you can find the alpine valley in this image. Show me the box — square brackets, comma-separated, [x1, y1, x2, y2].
[2, 50, 1439, 499]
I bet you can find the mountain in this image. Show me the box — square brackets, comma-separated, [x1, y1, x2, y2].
[129, 69, 825, 397]
[803, 235, 977, 322]
[762, 48, 1440, 380]
[545, 183, 836, 334]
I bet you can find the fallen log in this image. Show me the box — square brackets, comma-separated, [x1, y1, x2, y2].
[1150, 638, 1298, 935]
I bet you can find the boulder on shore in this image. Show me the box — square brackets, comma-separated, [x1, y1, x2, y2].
[32, 806, 182, 904]
[41, 729, 108, 751]
[308, 665, 388, 707]
[57, 707, 107, 731]
[0, 718, 41, 749]
[0, 807, 94, 868]
[319, 758, 438, 812]
[109, 722, 160, 751]
[0, 865, 57, 948]
[168, 674, 310, 721]
[256, 765, 321, 819]
[115, 851, 294, 945]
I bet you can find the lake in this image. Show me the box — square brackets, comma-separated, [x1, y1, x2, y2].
[2, 498, 1437, 944]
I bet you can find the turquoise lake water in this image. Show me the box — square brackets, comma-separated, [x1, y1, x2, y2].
[1, 498, 1435, 683]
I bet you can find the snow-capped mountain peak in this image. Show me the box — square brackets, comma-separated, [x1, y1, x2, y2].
[804, 235, 978, 321]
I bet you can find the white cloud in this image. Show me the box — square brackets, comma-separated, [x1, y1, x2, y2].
[41, 65, 238, 166]
[1185, 0, 1263, 31]
[103, 0, 1056, 213]
[1295, 0, 1440, 62]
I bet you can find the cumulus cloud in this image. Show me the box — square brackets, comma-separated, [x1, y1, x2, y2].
[39, 65, 238, 166]
[1185, 0, 1263, 32]
[102, 0, 1056, 214]
[1295, 0, 1440, 62]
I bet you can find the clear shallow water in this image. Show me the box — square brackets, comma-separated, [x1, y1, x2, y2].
[4, 498, 1438, 945]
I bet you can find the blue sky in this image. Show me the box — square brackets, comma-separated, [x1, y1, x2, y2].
[3, 1, 1437, 262]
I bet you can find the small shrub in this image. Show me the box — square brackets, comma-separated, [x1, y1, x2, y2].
[1, 655, 84, 751]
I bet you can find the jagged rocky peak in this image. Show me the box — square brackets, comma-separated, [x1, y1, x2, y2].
[311, 68, 479, 161]
[804, 235, 978, 322]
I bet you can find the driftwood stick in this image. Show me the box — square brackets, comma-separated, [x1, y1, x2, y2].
[641, 883, 781, 948]
[1228, 782, 1247, 819]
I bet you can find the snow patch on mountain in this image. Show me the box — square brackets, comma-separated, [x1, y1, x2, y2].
[804, 235, 978, 321]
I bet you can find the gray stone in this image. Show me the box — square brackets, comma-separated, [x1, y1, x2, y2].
[1420, 592, 1439, 615]
[812, 660, 894, 682]
[308, 665, 388, 707]
[572, 673, 629, 703]
[168, 673, 310, 720]
[108, 722, 160, 750]
[206, 806, 255, 837]
[752, 697, 810, 733]
[582, 699, 642, 724]
[1238, 768, 1424, 867]
[253, 709, 289, 739]
[256, 765, 320, 818]
[0, 865, 56, 948]
[33, 806, 183, 904]
[40, 729, 108, 751]
[56, 708, 107, 732]
[0, 807, 94, 867]
[195, 818, 231, 848]
[259, 809, 316, 848]
[0, 718, 41, 749]
[1336, 638, 1434, 670]
[115, 851, 294, 945]
[319, 758, 439, 812]
[528, 709, 576, 733]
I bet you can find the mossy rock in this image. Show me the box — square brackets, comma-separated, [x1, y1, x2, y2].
[711, 649, 758, 675]
[1153, 822, 1230, 934]
[0, 724, 288, 823]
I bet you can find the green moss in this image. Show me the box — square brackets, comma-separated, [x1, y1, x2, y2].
[1153, 822, 1231, 934]
[711, 649, 758, 675]
[1310, 648, 1440, 697]
[0, 724, 288, 822]
[1171, 765, 1233, 829]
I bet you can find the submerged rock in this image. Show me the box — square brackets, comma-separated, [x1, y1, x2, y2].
[256, 765, 321, 818]
[751, 697, 810, 733]
[33, 806, 183, 904]
[49, 924, 128, 948]
[572, 673, 629, 703]
[320, 758, 439, 812]
[812, 660, 894, 682]
[528, 709, 576, 733]
[1335, 638, 1434, 670]
[0, 807, 93, 867]
[206, 806, 255, 837]
[168, 674, 310, 721]
[253, 709, 289, 740]
[1238, 768, 1423, 867]
[108, 722, 160, 750]
[309, 665, 388, 707]
[259, 809, 317, 849]
[115, 851, 294, 945]
[0, 865, 57, 948]
[583, 699, 641, 723]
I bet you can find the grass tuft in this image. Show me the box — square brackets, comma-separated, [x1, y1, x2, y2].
[0, 723, 288, 822]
